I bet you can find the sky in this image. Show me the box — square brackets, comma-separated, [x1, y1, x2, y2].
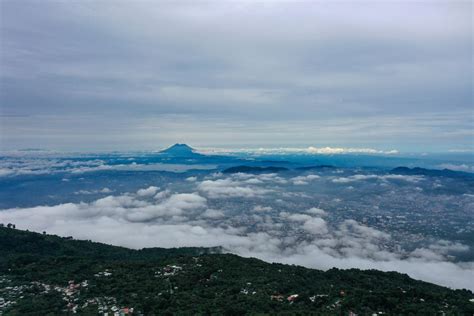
[0, 0, 472, 152]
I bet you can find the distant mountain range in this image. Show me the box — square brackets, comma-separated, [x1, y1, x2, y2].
[223, 165, 289, 173]
[391, 166, 474, 179]
[223, 165, 339, 173]
[295, 165, 336, 171]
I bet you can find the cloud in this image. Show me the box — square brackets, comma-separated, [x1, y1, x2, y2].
[253, 173, 288, 184]
[71, 163, 217, 173]
[282, 212, 328, 235]
[448, 149, 474, 153]
[428, 240, 470, 254]
[136, 186, 160, 197]
[302, 218, 329, 235]
[0, 183, 473, 291]
[438, 163, 474, 173]
[0, 156, 217, 177]
[306, 147, 399, 155]
[332, 174, 423, 183]
[201, 209, 225, 219]
[231, 172, 287, 185]
[1, 1, 471, 151]
[291, 174, 320, 185]
[253, 205, 272, 212]
[244, 178, 264, 184]
[154, 189, 171, 200]
[74, 187, 113, 195]
[0, 168, 14, 176]
[0, 158, 108, 177]
[0, 190, 207, 226]
[285, 213, 313, 222]
[125, 193, 207, 222]
[204, 146, 400, 155]
[198, 178, 271, 198]
[306, 207, 327, 216]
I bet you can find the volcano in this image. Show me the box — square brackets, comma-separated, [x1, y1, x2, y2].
[159, 143, 202, 158]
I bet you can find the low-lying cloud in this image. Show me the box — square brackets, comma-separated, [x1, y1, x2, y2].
[0, 157, 217, 177]
[332, 174, 423, 183]
[198, 178, 271, 198]
[1, 182, 472, 291]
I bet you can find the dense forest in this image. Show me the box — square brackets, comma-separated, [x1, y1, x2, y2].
[0, 226, 473, 315]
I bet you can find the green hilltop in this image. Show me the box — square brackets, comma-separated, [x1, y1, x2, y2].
[0, 227, 473, 315]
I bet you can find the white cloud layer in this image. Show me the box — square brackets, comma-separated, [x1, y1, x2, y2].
[291, 174, 320, 185]
[198, 178, 271, 198]
[438, 163, 474, 173]
[332, 174, 423, 183]
[0, 157, 217, 177]
[202, 146, 400, 155]
[136, 186, 160, 197]
[0, 184, 472, 291]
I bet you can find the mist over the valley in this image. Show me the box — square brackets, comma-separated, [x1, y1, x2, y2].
[1, 147, 473, 291]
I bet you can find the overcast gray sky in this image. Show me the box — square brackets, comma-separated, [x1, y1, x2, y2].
[0, 0, 472, 152]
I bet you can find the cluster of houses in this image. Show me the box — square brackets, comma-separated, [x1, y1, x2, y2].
[0, 285, 23, 313]
[61, 278, 135, 315]
[0, 274, 137, 316]
[94, 270, 113, 278]
[94, 296, 134, 316]
[57, 279, 90, 313]
[0, 275, 30, 314]
[239, 282, 256, 296]
[309, 294, 329, 302]
[154, 265, 183, 277]
[270, 293, 299, 302]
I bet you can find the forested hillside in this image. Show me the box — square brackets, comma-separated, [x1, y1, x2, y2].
[0, 227, 473, 315]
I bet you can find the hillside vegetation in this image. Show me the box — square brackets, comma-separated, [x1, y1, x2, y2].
[0, 227, 473, 315]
